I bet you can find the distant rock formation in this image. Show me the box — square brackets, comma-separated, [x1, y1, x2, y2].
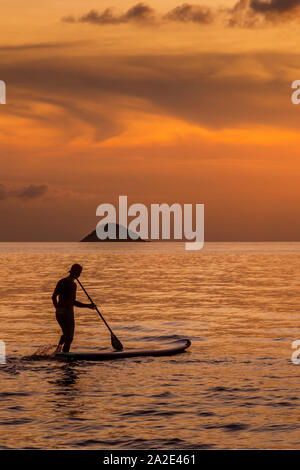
[81, 223, 145, 242]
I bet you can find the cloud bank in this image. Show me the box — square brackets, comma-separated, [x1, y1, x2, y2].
[0, 184, 48, 201]
[2, 51, 299, 135]
[251, 0, 300, 15]
[63, 2, 216, 26]
[62, 1, 300, 28]
[164, 4, 214, 24]
[63, 3, 156, 26]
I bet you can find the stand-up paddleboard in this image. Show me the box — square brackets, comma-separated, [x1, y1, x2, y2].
[55, 339, 191, 361]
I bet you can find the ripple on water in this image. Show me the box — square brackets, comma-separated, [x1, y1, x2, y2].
[121, 408, 185, 417]
[209, 386, 260, 393]
[0, 391, 30, 398]
[204, 423, 250, 432]
[74, 437, 215, 450]
[0, 418, 33, 425]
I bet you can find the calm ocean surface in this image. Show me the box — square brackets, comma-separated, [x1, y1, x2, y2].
[1, 242, 300, 449]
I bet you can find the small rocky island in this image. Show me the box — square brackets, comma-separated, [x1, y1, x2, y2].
[81, 223, 145, 242]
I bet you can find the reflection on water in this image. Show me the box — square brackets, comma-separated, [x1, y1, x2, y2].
[1, 242, 300, 449]
[51, 364, 79, 389]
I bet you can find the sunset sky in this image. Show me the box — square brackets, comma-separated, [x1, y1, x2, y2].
[1, 0, 300, 241]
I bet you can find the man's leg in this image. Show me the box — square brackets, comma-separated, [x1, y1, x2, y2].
[55, 310, 67, 354]
[54, 335, 64, 354]
[62, 313, 75, 353]
[62, 334, 73, 352]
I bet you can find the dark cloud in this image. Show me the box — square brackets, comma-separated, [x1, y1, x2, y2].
[63, 3, 156, 25]
[229, 0, 300, 26]
[125, 3, 156, 22]
[63, 3, 214, 26]
[250, 0, 300, 15]
[163, 4, 214, 23]
[18, 184, 48, 200]
[0, 184, 48, 201]
[62, 1, 300, 28]
[228, 0, 259, 27]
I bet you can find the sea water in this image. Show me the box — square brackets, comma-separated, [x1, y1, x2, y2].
[0, 242, 300, 449]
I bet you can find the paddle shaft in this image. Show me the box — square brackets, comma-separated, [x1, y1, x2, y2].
[76, 279, 115, 336]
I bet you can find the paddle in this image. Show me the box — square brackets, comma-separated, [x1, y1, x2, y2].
[76, 278, 123, 351]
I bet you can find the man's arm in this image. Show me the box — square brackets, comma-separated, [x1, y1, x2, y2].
[74, 300, 95, 309]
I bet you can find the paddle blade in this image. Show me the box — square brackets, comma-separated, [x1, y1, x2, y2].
[111, 334, 123, 351]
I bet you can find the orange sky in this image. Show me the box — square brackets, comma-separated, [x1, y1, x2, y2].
[1, 0, 300, 241]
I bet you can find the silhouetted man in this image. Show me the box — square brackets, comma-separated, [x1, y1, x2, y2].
[52, 263, 95, 353]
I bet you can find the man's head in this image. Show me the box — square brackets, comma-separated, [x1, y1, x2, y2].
[69, 263, 83, 279]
